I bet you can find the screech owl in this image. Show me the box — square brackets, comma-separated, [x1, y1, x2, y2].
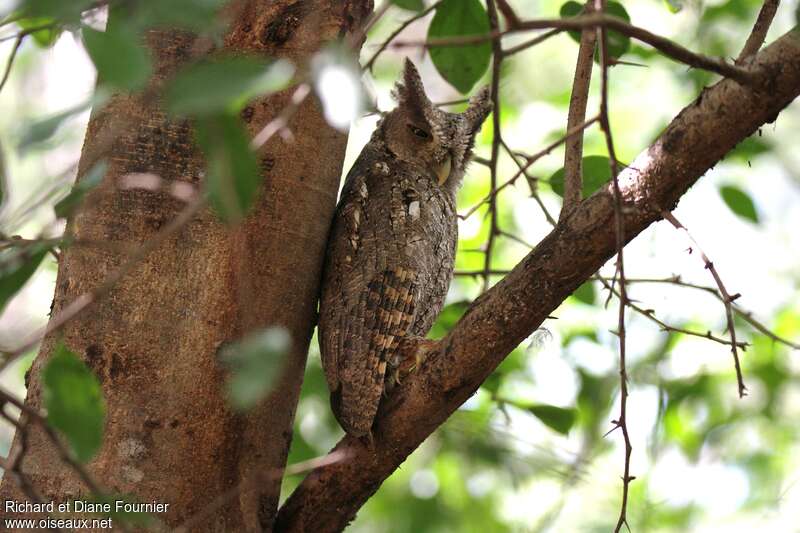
[318, 59, 492, 437]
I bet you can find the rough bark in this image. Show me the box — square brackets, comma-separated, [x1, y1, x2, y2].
[0, 1, 372, 531]
[275, 28, 800, 532]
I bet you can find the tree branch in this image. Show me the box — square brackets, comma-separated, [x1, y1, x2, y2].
[561, 1, 596, 219]
[482, 0, 503, 293]
[660, 210, 747, 397]
[736, 0, 780, 64]
[392, 14, 754, 84]
[275, 29, 800, 532]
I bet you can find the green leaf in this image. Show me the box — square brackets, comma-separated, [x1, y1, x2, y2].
[82, 25, 151, 91]
[392, 0, 424, 11]
[0, 242, 49, 315]
[572, 281, 595, 305]
[220, 327, 291, 410]
[195, 114, 262, 224]
[527, 404, 577, 435]
[18, 105, 87, 153]
[55, 162, 107, 218]
[428, 0, 491, 93]
[664, 0, 683, 14]
[43, 343, 106, 462]
[719, 185, 759, 223]
[16, 16, 61, 47]
[560, 1, 631, 61]
[428, 300, 470, 339]
[598, 2, 631, 61]
[16, 0, 94, 23]
[559, 1, 584, 42]
[165, 57, 294, 117]
[548, 155, 620, 198]
[18, 95, 106, 153]
[728, 135, 771, 163]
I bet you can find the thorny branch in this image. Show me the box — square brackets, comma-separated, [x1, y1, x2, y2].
[482, 0, 503, 293]
[457, 269, 757, 350]
[660, 210, 748, 397]
[592, 0, 633, 528]
[595, 275, 749, 349]
[596, 275, 797, 350]
[459, 116, 600, 220]
[501, 28, 561, 56]
[391, 14, 754, 84]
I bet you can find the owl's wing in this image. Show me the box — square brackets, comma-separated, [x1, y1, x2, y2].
[319, 171, 369, 394]
[319, 157, 421, 436]
[333, 267, 417, 436]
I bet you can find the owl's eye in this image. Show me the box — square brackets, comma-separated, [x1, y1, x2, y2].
[407, 125, 430, 139]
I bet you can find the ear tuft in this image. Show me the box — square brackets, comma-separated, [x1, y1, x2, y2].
[463, 85, 492, 134]
[392, 59, 433, 116]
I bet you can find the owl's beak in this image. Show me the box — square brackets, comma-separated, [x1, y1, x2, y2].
[436, 156, 452, 186]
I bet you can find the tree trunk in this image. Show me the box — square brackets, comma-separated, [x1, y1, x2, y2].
[0, 1, 372, 531]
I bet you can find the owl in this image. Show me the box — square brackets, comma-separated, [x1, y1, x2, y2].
[318, 59, 492, 437]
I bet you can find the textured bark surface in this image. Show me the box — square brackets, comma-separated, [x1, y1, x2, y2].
[0, 1, 372, 531]
[275, 29, 800, 532]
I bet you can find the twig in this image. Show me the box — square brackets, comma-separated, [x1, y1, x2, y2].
[250, 83, 311, 149]
[0, 411, 53, 527]
[598, 275, 800, 350]
[1, 388, 107, 497]
[454, 269, 512, 276]
[495, 0, 521, 28]
[362, 1, 442, 72]
[460, 116, 599, 220]
[502, 28, 561, 56]
[0, 32, 25, 94]
[660, 210, 747, 397]
[481, 0, 504, 293]
[435, 97, 469, 107]
[0, 23, 55, 43]
[590, 2, 633, 530]
[736, 0, 780, 64]
[392, 14, 754, 84]
[561, 1, 596, 219]
[0, 388, 126, 532]
[595, 276, 748, 348]
[348, 0, 392, 50]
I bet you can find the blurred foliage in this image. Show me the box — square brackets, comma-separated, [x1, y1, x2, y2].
[219, 327, 291, 410]
[1, 0, 799, 531]
[42, 342, 105, 462]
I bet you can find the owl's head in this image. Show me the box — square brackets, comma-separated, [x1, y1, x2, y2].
[381, 59, 491, 192]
